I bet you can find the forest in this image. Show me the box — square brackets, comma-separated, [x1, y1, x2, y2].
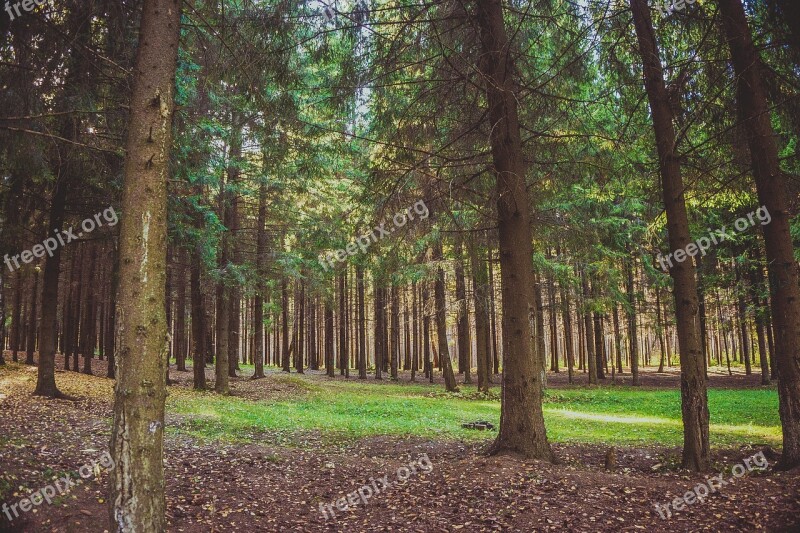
[0, 0, 799, 531]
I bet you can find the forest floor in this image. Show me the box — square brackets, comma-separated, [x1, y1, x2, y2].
[1, 354, 798, 532]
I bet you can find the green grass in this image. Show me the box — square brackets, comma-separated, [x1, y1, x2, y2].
[168, 375, 781, 449]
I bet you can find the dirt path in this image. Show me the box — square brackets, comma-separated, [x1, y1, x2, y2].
[1, 362, 797, 532]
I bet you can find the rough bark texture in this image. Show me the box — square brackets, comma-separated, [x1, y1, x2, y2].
[469, 232, 491, 393]
[474, 0, 553, 461]
[252, 180, 267, 379]
[432, 241, 458, 392]
[631, 0, 710, 471]
[109, 0, 181, 529]
[717, 0, 800, 470]
[190, 244, 206, 390]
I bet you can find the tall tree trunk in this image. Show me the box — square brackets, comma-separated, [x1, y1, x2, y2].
[25, 267, 39, 365]
[390, 285, 399, 379]
[190, 245, 206, 390]
[109, 0, 180, 528]
[281, 277, 290, 372]
[215, 244, 230, 392]
[560, 280, 575, 384]
[735, 264, 752, 375]
[548, 271, 559, 373]
[433, 242, 458, 392]
[296, 281, 305, 373]
[487, 244, 499, 377]
[81, 246, 97, 375]
[422, 283, 432, 383]
[718, 0, 800, 469]
[325, 298, 335, 377]
[656, 285, 666, 373]
[373, 281, 383, 380]
[11, 271, 22, 363]
[749, 261, 771, 385]
[253, 180, 268, 379]
[593, 311, 605, 380]
[696, 254, 710, 370]
[582, 273, 597, 384]
[533, 274, 547, 384]
[474, 0, 552, 460]
[106, 249, 119, 379]
[631, 0, 710, 470]
[455, 234, 471, 382]
[215, 155, 231, 391]
[0, 272, 5, 365]
[469, 231, 491, 393]
[357, 267, 367, 379]
[175, 250, 187, 372]
[338, 271, 348, 377]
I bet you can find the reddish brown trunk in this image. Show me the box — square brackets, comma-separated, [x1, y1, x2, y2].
[718, 0, 800, 469]
[474, 0, 552, 460]
[631, 0, 710, 471]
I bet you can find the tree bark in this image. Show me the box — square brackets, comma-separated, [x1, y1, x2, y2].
[455, 234, 471, 382]
[338, 271, 348, 377]
[109, 0, 180, 528]
[582, 273, 597, 384]
[469, 231, 491, 393]
[25, 267, 39, 365]
[190, 244, 206, 390]
[631, 0, 710, 470]
[357, 267, 366, 379]
[718, 0, 800, 469]
[433, 241, 458, 392]
[474, 0, 552, 460]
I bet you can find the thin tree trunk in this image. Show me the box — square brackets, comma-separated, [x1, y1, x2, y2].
[560, 280, 575, 384]
[749, 259, 771, 385]
[325, 298, 335, 377]
[25, 267, 39, 365]
[455, 234, 471, 382]
[469, 231, 491, 393]
[432, 242, 458, 392]
[281, 276, 290, 372]
[357, 266, 367, 379]
[390, 285, 399, 380]
[338, 271, 348, 377]
[190, 245, 206, 390]
[582, 273, 597, 384]
[735, 264, 752, 375]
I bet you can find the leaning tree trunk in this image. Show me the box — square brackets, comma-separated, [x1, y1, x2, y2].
[109, 0, 181, 529]
[631, 0, 710, 471]
[474, 0, 552, 461]
[717, 0, 800, 470]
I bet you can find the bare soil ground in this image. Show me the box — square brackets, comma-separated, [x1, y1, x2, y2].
[0, 355, 798, 532]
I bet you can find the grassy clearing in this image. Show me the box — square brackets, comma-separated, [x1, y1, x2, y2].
[168, 373, 781, 448]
